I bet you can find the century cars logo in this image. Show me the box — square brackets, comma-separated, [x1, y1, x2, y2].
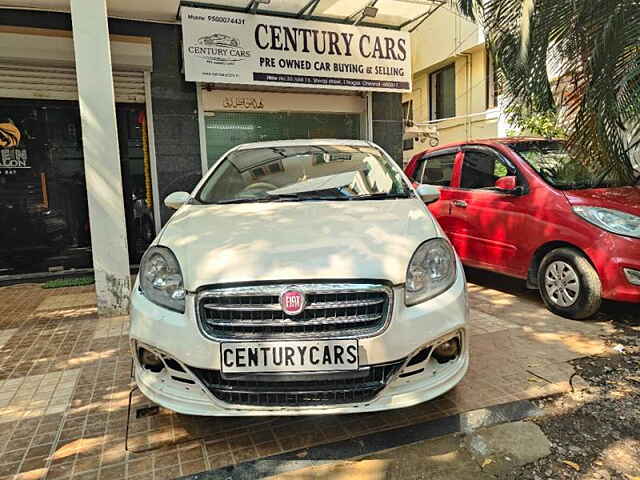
[188, 33, 251, 65]
[280, 287, 305, 316]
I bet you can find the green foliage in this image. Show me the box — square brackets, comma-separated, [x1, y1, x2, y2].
[458, 0, 640, 182]
[505, 106, 567, 139]
[42, 276, 95, 289]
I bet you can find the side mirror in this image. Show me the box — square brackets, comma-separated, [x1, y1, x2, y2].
[415, 184, 440, 204]
[164, 191, 190, 210]
[494, 176, 517, 192]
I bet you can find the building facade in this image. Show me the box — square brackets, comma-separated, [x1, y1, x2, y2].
[0, 0, 442, 314]
[402, 2, 509, 163]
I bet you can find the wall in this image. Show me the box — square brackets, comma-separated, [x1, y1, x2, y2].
[1, 9, 201, 225]
[2, 9, 404, 221]
[372, 92, 404, 165]
[410, 2, 484, 75]
[412, 47, 500, 138]
[403, 4, 508, 162]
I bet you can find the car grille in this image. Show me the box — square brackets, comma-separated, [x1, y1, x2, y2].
[197, 283, 392, 340]
[189, 360, 404, 407]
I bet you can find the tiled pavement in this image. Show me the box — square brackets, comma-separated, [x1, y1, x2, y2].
[0, 280, 616, 480]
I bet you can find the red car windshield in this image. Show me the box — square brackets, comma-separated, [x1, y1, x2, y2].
[509, 140, 637, 190]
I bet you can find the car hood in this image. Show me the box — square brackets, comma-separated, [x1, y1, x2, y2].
[563, 186, 640, 217]
[158, 200, 438, 290]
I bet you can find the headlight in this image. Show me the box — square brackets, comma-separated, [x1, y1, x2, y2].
[405, 238, 457, 306]
[139, 246, 186, 312]
[573, 206, 640, 239]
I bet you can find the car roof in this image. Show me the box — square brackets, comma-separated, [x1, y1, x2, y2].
[234, 139, 373, 150]
[426, 137, 563, 152]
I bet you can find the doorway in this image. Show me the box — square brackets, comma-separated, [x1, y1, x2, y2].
[0, 99, 154, 275]
[204, 111, 362, 169]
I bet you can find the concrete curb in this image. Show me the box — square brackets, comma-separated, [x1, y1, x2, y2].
[179, 399, 543, 480]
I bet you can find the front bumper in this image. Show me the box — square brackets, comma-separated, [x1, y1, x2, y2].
[586, 232, 640, 303]
[129, 270, 469, 416]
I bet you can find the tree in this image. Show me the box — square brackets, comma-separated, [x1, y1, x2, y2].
[459, 0, 640, 180]
[505, 106, 566, 139]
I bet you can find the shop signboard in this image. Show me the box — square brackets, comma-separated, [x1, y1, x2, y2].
[181, 7, 411, 93]
[0, 121, 29, 175]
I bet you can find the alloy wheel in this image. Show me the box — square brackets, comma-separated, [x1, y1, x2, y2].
[544, 260, 580, 307]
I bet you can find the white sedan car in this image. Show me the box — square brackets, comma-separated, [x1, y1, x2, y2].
[129, 139, 468, 416]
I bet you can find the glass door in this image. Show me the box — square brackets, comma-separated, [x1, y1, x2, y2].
[0, 99, 154, 275]
[204, 112, 361, 169]
[116, 105, 155, 264]
[0, 100, 88, 274]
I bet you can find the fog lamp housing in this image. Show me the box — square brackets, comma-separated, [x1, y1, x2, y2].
[623, 268, 640, 286]
[432, 338, 460, 364]
[139, 347, 164, 373]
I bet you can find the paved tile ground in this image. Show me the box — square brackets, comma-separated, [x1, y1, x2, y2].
[35, 294, 97, 314]
[0, 279, 615, 480]
[266, 420, 552, 480]
[0, 369, 81, 423]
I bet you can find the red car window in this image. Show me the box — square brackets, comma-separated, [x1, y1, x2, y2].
[419, 153, 456, 186]
[460, 148, 517, 189]
[404, 152, 423, 180]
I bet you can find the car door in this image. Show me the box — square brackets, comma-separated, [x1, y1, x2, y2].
[411, 148, 461, 236]
[447, 146, 532, 277]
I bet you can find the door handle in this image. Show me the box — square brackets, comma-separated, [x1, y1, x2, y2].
[452, 200, 468, 208]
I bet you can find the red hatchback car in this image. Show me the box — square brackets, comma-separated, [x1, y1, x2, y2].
[405, 138, 640, 319]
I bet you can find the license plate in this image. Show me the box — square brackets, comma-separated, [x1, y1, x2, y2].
[220, 339, 359, 373]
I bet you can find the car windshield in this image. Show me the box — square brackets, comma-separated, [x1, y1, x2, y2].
[510, 140, 637, 190]
[196, 144, 411, 204]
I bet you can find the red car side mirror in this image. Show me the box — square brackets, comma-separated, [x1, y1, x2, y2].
[494, 176, 517, 191]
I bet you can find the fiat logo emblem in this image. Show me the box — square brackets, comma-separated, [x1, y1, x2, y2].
[280, 287, 305, 316]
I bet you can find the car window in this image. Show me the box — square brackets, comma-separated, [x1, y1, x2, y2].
[196, 145, 411, 204]
[509, 140, 636, 189]
[460, 150, 514, 189]
[419, 153, 456, 186]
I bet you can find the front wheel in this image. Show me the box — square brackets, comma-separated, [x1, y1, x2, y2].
[538, 248, 602, 320]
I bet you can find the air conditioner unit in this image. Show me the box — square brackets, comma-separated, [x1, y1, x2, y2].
[403, 120, 440, 147]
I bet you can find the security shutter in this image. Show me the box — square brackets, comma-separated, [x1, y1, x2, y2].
[0, 63, 145, 103]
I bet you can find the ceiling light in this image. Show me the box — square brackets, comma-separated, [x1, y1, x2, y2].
[363, 6, 378, 17]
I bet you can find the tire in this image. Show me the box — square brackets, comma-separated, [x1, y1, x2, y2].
[537, 248, 602, 320]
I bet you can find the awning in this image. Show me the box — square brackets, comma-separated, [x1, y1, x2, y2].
[1, 0, 445, 30]
[180, 0, 447, 31]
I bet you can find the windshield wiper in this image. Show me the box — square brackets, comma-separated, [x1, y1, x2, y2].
[347, 192, 413, 201]
[214, 192, 412, 204]
[214, 198, 269, 204]
[214, 193, 338, 204]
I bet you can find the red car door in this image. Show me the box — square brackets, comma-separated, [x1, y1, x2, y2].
[407, 148, 461, 237]
[447, 146, 532, 278]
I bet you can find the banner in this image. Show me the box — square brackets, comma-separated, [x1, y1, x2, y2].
[181, 7, 411, 93]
